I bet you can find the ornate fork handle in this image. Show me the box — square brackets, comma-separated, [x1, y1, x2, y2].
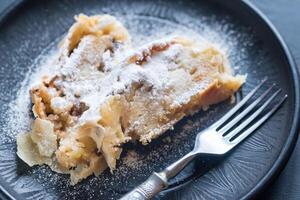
[120, 172, 167, 200]
[120, 152, 196, 200]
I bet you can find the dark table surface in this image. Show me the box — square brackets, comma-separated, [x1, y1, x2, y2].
[0, 0, 299, 199]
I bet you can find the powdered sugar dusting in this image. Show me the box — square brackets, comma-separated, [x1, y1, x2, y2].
[2, 41, 60, 143]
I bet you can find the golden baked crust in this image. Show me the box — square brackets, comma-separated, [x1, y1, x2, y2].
[17, 14, 245, 185]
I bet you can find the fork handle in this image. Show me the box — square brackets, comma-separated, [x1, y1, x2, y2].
[164, 152, 196, 178]
[120, 152, 196, 200]
[120, 172, 168, 200]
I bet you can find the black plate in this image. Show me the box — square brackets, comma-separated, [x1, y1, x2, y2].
[0, 0, 299, 199]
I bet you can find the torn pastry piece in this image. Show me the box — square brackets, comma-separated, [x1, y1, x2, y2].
[17, 14, 245, 185]
[59, 14, 129, 60]
[16, 119, 56, 166]
[17, 14, 131, 184]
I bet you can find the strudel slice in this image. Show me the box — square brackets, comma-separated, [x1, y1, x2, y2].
[17, 14, 245, 185]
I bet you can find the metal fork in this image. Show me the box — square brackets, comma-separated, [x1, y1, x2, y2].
[120, 79, 287, 200]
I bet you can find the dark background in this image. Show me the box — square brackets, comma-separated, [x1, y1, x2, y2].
[0, 0, 299, 199]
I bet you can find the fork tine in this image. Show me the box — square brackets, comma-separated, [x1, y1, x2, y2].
[231, 95, 287, 144]
[218, 84, 275, 135]
[213, 78, 267, 129]
[224, 88, 282, 141]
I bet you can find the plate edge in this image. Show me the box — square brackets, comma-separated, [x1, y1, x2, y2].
[240, 0, 300, 199]
[0, 0, 299, 199]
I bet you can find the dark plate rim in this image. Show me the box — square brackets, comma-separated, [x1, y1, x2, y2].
[0, 0, 299, 199]
[240, 0, 300, 199]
